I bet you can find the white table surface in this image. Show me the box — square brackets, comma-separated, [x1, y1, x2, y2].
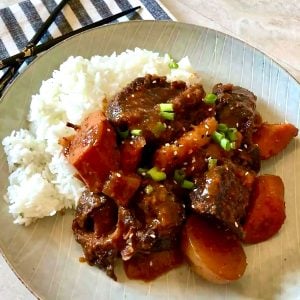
[0, 0, 299, 299]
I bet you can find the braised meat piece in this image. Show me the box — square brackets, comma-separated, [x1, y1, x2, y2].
[73, 180, 185, 280]
[213, 83, 262, 143]
[72, 191, 119, 279]
[190, 165, 250, 232]
[106, 74, 211, 144]
[106, 74, 185, 142]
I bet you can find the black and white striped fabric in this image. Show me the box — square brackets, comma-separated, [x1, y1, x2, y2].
[0, 0, 174, 78]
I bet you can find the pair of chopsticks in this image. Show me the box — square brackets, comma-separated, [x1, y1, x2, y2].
[0, 1, 140, 97]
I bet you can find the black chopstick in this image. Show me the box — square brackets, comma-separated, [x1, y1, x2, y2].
[0, 0, 70, 97]
[0, 6, 141, 71]
[0, 6, 141, 98]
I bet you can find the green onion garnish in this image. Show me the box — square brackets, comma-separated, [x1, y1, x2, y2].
[174, 169, 186, 183]
[131, 129, 142, 136]
[167, 54, 179, 69]
[212, 131, 225, 143]
[204, 93, 217, 104]
[227, 128, 238, 141]
[230, 142, 236, 149]
[145, 185, 154, 194]
[147, 167, 167, 181]
[168, 61, 179, 69]
[208, 158, 217, 170]
[217, 123, 228, 133]
[220, 138, 231, 151]
[160, 111, 175, 120]
[181, 180, 195, 189]
[159, 103, 173, 112]
[137, 168, 149, 176]
[117, 129, 129, 139]
[152, 121, 166, 137]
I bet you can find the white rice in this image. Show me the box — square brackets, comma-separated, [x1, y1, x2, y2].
[2, 48, 201, 226]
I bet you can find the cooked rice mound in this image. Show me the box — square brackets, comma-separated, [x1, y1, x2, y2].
[2, 48, 200, 225]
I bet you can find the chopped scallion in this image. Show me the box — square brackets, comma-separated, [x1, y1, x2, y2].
[212, 131, 225, 143]
[117, 129, 129, 139]
[168, 61, 179, 69]
[181, 179, 195, 189]
[204, 93, 217, 104]
[167, 54, 179, 69]
[160, 111, 175, 120]
[152, 121, 166, 137]
[230, 142, 236, 149]
[227, 128, 238, 141]
[208, 158, 217, 170]
[147, 167, 166, 181]
[220, 138, 231, 151]
[217, 123, 228, 133]
[145, 185, 154, 194]
[137, 168, 148, 176]
[159, 103, 173, 112]
[174, 169, 186, 183]
[131, 129, 142, 136]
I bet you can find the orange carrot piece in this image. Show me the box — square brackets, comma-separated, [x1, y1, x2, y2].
[67, 111, 120, 192]
[253, 123, 298, 159]
[154, 117, 218, 172]
[242, 175, 286, 244]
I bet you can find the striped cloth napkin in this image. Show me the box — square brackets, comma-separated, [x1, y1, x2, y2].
[0, 0, 174, 79]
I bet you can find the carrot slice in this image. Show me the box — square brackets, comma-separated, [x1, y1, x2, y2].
[67, 111, 120, 192]
[253, 123, 298, 159]
[242, 175, 286, 244]
[154, 117, 218, 172]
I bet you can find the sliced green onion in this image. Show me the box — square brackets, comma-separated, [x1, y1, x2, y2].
[147, 167, 166, 181]
[168, 61, 179, 69]
[212, 131, 225, 143]
[181, 179, 195, 189]
[159, 103, 174, 112]
[117, 129, 129, 139]
[174, 169, 186, 183]
[217, 123, 228, 133]
[227, 128, 238, 141]
[137, 168, 149, 176]
[145, 185, 154, 194]
[230, 142, 236, 150]
[220, 138, 231, 151]
[208, 158, 218, 170]
[204, 93, 217, 104]
[167, 54, 179, 69]
[152, 121, 166, 137]
[160, 111, 175, 121]
[131, 129, 142, 136]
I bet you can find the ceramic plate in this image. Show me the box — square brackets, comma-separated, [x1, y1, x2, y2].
[0, 21, 299, 300]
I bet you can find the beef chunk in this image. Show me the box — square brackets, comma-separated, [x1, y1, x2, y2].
[106, 75, 211, 144]
[213, 83, 262, 143]
[72, 191, 119, 279]
[190, 165, 250, 232]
